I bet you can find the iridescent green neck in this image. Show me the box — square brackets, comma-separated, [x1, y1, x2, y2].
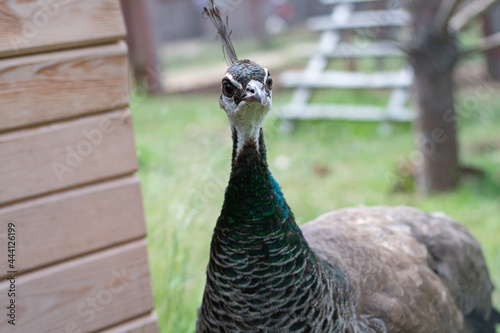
[214, 127, 316, 270]
[219, 128, 290, 231]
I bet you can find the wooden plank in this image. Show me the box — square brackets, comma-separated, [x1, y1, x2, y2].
[290, 50, 331, 106]
[98, 312, 159, 333]
[313, 40, 404, 58]
[0, 240, 154, 333]
[0, 109, 138, 206]
[386, 87, 410, 118]
[289, 17, 344, 108]
[280, 104, 414, 121]
[0, 0, 126, 58]
[0, 176, 146, 277]
[280, 69, 412, 89]
[0, 42, 130, 132]
[282, 103, 385, 119]
[308, 10, 408, 31]
[329, 2, 355, 26]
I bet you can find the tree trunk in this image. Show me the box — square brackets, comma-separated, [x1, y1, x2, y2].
[405, 0, 460, 193]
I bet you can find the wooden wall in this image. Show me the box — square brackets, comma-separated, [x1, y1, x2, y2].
[0, 0, 158, 332]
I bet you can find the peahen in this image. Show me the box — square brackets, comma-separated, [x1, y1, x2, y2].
[197, 2, 500, 332]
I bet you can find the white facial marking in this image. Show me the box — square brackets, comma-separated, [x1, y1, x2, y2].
[223, 73, 242, 90]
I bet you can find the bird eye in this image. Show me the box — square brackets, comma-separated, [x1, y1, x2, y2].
[266, 76, 273, 89]
[223, 82, 235, 97]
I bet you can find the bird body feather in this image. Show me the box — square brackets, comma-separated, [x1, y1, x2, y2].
[302, 206, 495, 333]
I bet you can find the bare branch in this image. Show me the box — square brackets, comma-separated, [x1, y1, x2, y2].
[433, 0, 463, 36]
[478, 31, 500, 52]
[460, 31, 500, 56]
[450, 0, 500, 32]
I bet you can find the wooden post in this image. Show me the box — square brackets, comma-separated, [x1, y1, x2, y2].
[121, 0, 163, 94]
[483, 3, 500, 80]
[250, 0, 269, 47]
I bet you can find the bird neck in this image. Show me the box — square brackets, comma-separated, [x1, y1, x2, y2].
[200, 128, 347, 330]
[221, 127, 292, 230]
[216, 126, 325, 280]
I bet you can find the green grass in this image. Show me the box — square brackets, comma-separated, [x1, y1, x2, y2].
[132, 87, 500, 332]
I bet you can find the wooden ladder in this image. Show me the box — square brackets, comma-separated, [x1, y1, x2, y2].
[278, 0, 413, 123]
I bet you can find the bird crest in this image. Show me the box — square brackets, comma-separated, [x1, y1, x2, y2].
[203, 0, 239, 66]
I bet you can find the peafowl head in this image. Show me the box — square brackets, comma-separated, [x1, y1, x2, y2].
[204, 1, 273, 154]
[219, 60, 273, 150]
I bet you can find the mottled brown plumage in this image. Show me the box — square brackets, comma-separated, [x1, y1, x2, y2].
[302, 205, 495, 332]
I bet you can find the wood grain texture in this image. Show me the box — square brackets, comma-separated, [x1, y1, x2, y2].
[0, 240, 155, 333]
[0, 41, 130, 132]
[0, 176, 146, 277]
[0, 109, 138, 206]
[0, 0, 126, 58]
[98, 311, 159, 333]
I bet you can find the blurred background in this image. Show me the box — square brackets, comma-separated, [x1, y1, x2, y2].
[123, 0, 334, 95]
[119, 0, 500, 331]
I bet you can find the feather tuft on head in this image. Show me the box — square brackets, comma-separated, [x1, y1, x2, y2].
[203, 0, 239, 66]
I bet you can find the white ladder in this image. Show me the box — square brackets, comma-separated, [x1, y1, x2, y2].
[278, 0, 413, 123]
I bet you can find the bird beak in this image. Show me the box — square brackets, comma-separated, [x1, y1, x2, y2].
[243, 80, 268, 106]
